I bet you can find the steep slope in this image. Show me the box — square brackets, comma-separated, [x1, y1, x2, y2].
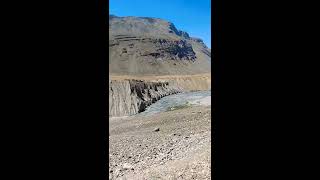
[109, 80, 182, 117]
[109, 15, 211, 76]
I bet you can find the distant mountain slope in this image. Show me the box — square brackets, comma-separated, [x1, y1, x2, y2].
[109, 15, 211, 76]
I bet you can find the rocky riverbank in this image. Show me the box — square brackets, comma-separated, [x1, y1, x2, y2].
[109, 105, 211, 180]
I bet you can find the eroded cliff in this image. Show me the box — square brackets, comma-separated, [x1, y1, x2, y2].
[109, 74, 211, 117]
[109, 80, 182, 117]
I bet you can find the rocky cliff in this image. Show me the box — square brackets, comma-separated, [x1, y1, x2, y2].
[109, 80, 182, 117]
[109, 74, 211, 117]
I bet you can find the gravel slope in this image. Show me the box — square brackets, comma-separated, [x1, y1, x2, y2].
[109, 105, 211, 180]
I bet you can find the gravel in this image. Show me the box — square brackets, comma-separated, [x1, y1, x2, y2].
[109, 105, 211, 180]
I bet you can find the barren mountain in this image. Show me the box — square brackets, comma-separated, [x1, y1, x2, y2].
[108, 15, 212, 179]
[109, 15, 211, 76]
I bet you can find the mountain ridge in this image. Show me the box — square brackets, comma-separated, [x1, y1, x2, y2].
[109, 15, 211, 76]
[109, 14, 208, 48]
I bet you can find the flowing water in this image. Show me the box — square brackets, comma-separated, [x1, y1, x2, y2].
[136, 90, 211, 116]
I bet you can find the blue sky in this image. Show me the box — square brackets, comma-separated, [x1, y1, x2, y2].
[109, 0, 211, 48]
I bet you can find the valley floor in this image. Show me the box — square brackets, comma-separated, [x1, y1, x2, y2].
[109, 105, 211, 180]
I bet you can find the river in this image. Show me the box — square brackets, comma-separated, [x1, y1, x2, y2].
[136, 90, 211, 116]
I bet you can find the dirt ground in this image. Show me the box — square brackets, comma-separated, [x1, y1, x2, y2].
[109, 105, 211, 180]
[110, 73, 211, 80]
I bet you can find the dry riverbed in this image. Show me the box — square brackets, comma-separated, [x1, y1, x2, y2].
[109, 105, 211, 180]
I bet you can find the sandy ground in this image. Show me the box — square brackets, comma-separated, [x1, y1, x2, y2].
[109, 105, 211, 180]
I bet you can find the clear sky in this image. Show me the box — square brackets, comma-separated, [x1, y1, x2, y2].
[109, 0, 211, 48]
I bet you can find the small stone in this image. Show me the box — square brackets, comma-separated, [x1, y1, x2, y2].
[123, 163, 133, 170]
[153, 127, 160, 132]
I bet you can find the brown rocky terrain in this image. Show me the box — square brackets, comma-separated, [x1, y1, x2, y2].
[109, 15, 211, 76]
[110, 73, 211, 89]
[108, 15, 212, 179]
[109, 105, 211, 180]
[108, 15, 211, 117]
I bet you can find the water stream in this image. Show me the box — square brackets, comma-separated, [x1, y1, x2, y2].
[136, 90, 211, 116]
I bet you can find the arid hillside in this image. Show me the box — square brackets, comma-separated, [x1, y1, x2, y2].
[109, 15, 211, 76]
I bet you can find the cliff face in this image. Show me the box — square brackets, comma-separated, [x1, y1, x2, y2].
[109, 74, 211, 117]
[109, 80, 182, 117]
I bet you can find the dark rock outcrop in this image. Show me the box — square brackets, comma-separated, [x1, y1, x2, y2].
[137, 38, 196, 61]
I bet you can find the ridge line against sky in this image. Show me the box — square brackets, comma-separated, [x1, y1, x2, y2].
[109, 0, 211, 48]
